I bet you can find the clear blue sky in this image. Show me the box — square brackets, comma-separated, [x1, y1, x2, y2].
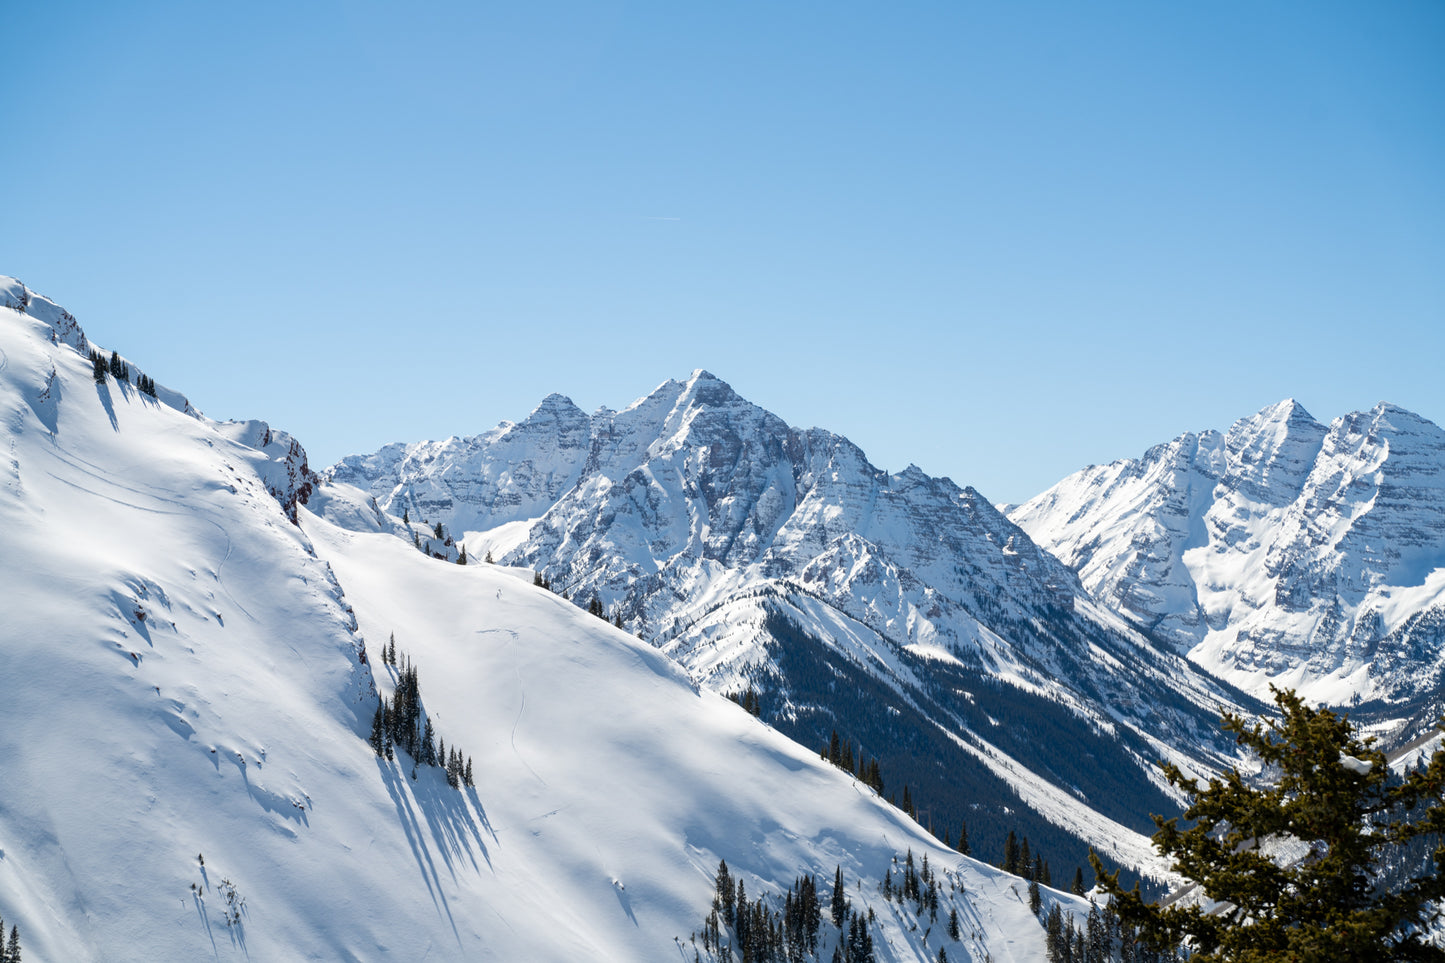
[7, 1, 1443, 504]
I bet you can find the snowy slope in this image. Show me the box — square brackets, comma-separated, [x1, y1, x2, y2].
[1011, 399, 1445, 709]
[0, 276, 1098, 960]
[328, 371, 1252, 880]
[306, 500, 1099, 962]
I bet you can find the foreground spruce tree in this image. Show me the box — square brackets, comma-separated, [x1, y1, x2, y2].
[1093, 687, 1445, 962]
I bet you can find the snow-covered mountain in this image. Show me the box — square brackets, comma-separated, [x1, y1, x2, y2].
[329, 372, 1254, 882]
[1010, 399, 1445, 712]
[0, 277, 1108, 961]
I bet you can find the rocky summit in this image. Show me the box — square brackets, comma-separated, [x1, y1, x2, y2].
[326, 370, 1251, 878]
[1011, 399, 1445, 712]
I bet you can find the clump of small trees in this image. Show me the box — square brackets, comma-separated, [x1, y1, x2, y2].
[368, 634, 475, 790]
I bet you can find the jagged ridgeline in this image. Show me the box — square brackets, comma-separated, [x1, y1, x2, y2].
[4, 276, 1118, 960]
[1011, 398, 1445, 724]
[326, 371, 1255, 882]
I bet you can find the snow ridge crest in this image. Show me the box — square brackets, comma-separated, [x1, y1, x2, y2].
[1013, 398, 1445, 705]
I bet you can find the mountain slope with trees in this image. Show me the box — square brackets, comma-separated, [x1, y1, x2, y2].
[0, 275, 1111, 960]
[328, 371, 1259, 882]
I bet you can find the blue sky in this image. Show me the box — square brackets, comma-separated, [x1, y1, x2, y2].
[7, 1, 1443, 504]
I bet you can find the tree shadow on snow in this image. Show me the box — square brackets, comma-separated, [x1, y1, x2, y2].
[94, 380, 119, 431]
[192, 892, 217, 956]
[376, 758, 496, 945]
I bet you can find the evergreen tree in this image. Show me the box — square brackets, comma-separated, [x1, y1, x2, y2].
[957, 819, 970, 856]
[717, 860, 735, 924]
[948, 905, 961, 941]
[369, 703, 385, 755]
[1004, 830, 1020, 875]
[433, 521, 443, 539]
[1070, 867, 1085, 896]
[831, 864, 847, 927]
[1046, 905, 1065, 963]
[803, 874, 821, 952]
[422, 717, 437, 766]
[1094, 687, 1445, 963]
[1086, 901, 1107, 963]
[6, 923, 17, 963]
[1029, 877, 1042, 916]
[457, 545, 467, 565]
[464, 756, 474, 788]
[402, 509, 409, 524]
[92, 351, 106, 384]
[867, 758, 884, 795]
[485, 549, 494, 563]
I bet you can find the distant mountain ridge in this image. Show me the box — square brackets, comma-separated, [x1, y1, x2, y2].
[1010, 399, 1445, 714]
[328, 370, 1254, 880]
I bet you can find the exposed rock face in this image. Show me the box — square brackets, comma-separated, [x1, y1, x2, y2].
[329, 391, 593, 530]
[326, 371, 1249, 873]
[1012, 399, 1445, 706]
[328, 370, 1103, 665]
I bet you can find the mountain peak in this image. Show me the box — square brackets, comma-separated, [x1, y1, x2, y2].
[519, 392, 587, 427]
[1366, 401, 1439, 429]
[1221, 398, 1328, 506]
[677, 368, 742, 409]
[1268, 397, 1317, 424]
[535, 391, 581, 411]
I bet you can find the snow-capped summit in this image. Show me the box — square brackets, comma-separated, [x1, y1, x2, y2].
[328, 371, 1251, 880]
[1013, 399, 1445, 708]
[1218, 398, 1327, 506]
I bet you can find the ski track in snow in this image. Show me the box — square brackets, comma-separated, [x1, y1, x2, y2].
[41, 445, 256, 621]
[510, 671, 547, 789]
